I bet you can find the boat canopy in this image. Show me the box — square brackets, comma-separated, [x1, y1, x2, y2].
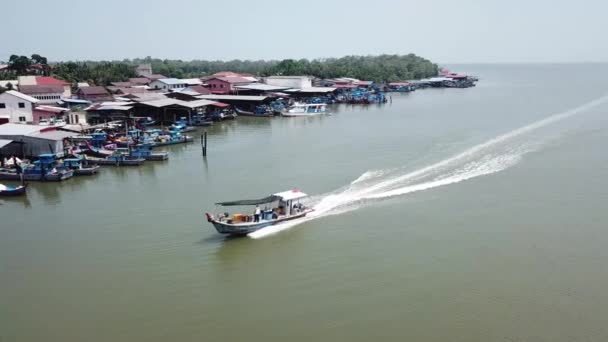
[216, 190, 308, 206]
[215, 195, 280, 206]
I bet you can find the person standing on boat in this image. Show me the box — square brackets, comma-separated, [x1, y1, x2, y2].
[254, 205, 261, 222]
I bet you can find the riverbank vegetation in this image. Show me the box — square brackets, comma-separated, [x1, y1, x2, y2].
[2, 54, 438, 85]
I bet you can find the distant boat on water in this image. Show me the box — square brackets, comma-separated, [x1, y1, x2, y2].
[281, 103, 330, 117]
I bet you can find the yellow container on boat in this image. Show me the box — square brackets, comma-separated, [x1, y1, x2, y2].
[233, 214, 244, 222]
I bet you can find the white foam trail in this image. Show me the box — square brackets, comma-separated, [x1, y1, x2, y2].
[249, 94, 608, 239]
[350, 169, 391, 185]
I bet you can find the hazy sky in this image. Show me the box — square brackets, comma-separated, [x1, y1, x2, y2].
[1, 0, 605, 63]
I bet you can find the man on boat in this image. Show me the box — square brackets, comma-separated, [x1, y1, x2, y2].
[254, 205, 261, 222]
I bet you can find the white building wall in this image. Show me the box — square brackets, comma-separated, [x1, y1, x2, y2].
[27, 93, 63, 105]
[0, 92, 35, 123]
[264, 76, 312, 89]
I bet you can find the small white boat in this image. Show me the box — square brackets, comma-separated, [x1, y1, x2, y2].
[205, 189, 314, 235]
[282, 103, 329, 117]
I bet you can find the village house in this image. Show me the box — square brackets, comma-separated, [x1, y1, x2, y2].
[18, 85, 65, 104]
[32, 105, 69, 124]
[0, 90, 39, 124]
[18, 76, 72, 98]
[205, 77, 253, 94]
[149, 78, 188, 91]
[76, 86, 112, 102]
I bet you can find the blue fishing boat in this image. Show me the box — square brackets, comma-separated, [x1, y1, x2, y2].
[0, 183, 27, 196]
[130, 144, 169, 161]
[0, 154, 74, 181]
[205, 189, 313, 235]
[151, 131, 194, 147]
[62, 157, 101, 175]
[190, 114, 214, 126]
[171, 117, 197, 133]
[83, 149, 145, 166]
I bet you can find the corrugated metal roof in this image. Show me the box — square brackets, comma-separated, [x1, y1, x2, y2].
[264, 76, 311, 80]
[181, 78, 203, 85]
[31, 130, 76, 141]
[97, 106, 133, 111]
[0, 139, 13, 149]
[78, 86, 109, 95]
[59, 98, 91, 104]
[177, 99, 217, 109]
[0, 123, 46, 136]
[233, 84, 290, 91]
[19, 85, 64, 95]
[154, 78, 187, 85]
[3, 90, 39, 103]
[286, 87, 336, 93]
[34, 105, 68, 113]
[196, 95, 268, 102]
[139, 99, 183, 107]
[208, 77, 253, 84]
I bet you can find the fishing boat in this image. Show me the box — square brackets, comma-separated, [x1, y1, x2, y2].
[84, 149, 145, 166]
[130, 144, 169, 161]
[150, 131, 194, 147]
[62, 158, 101, 175]
[0, 183, 27, 196]
[281, 103, 330, 117]
[205, 189, 313, 235]
[0, 155, 74, 181]
[234, 106, 273, 117]
[171, 118, 197, 133]
[190, 114, 214, 126]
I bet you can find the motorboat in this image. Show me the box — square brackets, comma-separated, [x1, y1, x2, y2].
[0, 183, 27, 196]
[205, 189, 313, 235]
[282, 103, 329, 117]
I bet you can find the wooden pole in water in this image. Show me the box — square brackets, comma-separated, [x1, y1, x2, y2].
[202, 131, 207, 156]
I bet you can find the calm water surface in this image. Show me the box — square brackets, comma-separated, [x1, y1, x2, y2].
[2, 64, 608, 341]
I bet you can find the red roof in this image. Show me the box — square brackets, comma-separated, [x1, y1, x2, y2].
[19, 85, 65, 94]
[36, 76, 70, 86]
[208, 77, 252, 84]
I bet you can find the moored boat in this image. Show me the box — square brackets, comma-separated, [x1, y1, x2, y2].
[205, 189, 313, 235]
[62, 158, 101, 175]
[0, 183, 27, 196]
[235, 106, 273, 117]
[0, 154, 74, 182]
[130, 144, 169, 161]
[281, 103, 330, 117]
[83, 149, 145, 166]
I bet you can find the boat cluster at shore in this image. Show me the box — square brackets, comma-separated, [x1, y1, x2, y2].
[0, 69, 478, 205]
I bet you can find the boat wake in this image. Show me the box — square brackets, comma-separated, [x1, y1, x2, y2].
[249, 94, 608, 239]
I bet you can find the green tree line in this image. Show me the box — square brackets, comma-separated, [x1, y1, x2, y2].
[2, 54, 438, 86]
